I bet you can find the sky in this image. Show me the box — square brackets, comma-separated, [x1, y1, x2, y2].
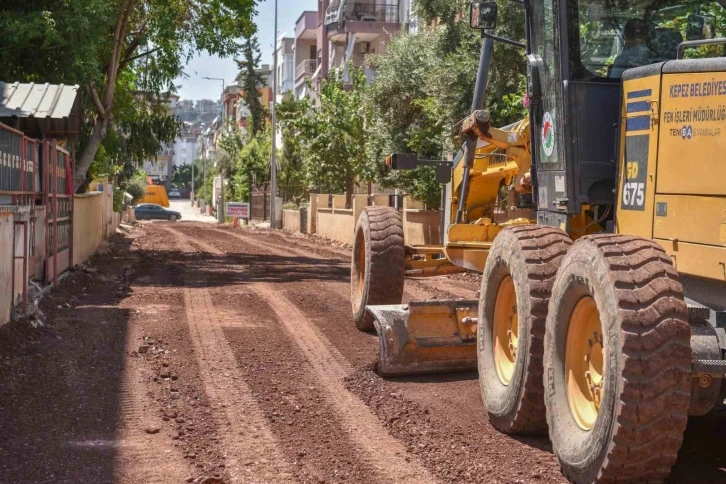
[175, 0, 318, 102]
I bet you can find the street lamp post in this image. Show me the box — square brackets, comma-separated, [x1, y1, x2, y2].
[270, 0, 278, 228]
[203, 76, 226, 224]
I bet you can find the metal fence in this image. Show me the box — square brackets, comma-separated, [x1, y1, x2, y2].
[250, 187, 270, 221]
[0, 122, 39, 200]
[249, 183, 315, 221]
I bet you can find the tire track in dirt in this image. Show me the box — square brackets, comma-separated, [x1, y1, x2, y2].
[222, 228, 480, 299]
[181, 225, 436, 484]
[209, 227, 471, 303]
[193, 225, 565, 483]
[111, 348, 189, 483]
[164, 226, 296, 484]
[129, 224, 238, 481]
[201, 228, 471, 369]
[211, 291, 384, 483]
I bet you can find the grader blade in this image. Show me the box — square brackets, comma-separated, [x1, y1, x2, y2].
[366, 300, 479, 376]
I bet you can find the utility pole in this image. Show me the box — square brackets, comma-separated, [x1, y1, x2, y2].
[203, 76, 226, 224]
[270, 0, 278, 228]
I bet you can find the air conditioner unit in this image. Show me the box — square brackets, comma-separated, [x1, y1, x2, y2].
[358, 42, 370, 54]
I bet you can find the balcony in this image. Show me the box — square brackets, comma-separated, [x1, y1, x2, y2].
[325, 3, 399, 25]
[296, 59, 318, 81]
[295, 11, 318, 40]
[325, 3, 402, 43]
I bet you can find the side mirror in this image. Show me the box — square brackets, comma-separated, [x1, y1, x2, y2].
[687, 14, 716, 41]
[470, 2, 498, 30]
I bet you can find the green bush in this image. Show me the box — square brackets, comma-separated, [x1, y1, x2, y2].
[113, 187, 124, 212]
[126, 175, 147, 204]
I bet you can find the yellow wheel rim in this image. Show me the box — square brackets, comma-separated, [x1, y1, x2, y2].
[493, 276, 518, 385]
[565, 297, 605, 431]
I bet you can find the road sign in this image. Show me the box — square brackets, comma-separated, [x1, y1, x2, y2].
[227, 202, 250, 218]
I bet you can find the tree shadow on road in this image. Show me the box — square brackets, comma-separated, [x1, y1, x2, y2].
[130, 248, 349, 289]
[0, 261, 132, 483]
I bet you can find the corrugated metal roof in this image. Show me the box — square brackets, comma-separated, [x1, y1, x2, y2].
[0, 82, 79, 119]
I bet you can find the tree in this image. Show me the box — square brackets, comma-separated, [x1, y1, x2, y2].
[229, 127, 270, 202]
[276, 95, 310, 189]
[363, 1, 527, 207]
[0, 0, 258, 190]
[126, 172, 148, 204]
[172, 164, 193, 189]
[236, 36, 267, 137]
[413, 0, 526, 127]
[365, 29, 446, 208]
[302, 67, 368, 208]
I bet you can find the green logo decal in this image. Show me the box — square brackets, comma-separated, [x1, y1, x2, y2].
[541, 112, 555, 157]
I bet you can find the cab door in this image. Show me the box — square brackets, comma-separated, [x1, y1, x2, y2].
[527, 0, 570, 229]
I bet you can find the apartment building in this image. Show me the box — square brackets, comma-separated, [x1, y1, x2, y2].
[293, 1, 410, 101]
[325, 0, 410, 81]
[197, 99, 218, 114]
[276, 37, 295, 101]
[294, 11, 319, 99]
[173, 136, 198, 167]
[222, 85, 242, 127]
[198, 122, 217, 161]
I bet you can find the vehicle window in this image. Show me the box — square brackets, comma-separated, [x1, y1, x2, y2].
[573, 0, 726, 80]
[530, 0, 566, 169]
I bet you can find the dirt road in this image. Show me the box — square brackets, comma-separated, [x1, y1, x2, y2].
[1, 222, 725, 483]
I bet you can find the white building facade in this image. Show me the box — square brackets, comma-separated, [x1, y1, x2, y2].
[173, 137, 198, 166]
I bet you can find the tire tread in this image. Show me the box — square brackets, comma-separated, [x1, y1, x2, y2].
[564, 235, 689, 483]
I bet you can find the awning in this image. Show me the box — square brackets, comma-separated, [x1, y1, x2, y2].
[0, 82, 81, 138]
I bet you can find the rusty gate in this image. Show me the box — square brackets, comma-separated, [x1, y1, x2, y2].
[43, 141, 73, 282]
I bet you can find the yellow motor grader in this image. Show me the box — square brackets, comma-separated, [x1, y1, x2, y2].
[350, 1, 726, 482]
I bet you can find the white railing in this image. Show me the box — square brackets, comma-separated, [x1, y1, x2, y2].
[296, 59, 318, 79]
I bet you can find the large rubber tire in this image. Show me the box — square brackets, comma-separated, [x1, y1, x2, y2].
[544, 234, 691, 483]
[478, 225, 571, 434]
[351, 207, 405, 331]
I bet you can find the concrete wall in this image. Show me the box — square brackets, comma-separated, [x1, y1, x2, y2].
[0, 192, 120, 324]
[369, 194, 390, 206]
[282, 209, 302, 233]
[302, 193, 442, 247]
[122, 206, 136, 224]
[310, 194, 368, 245]
[73, 193, 104, 266]
[307, 195, 317, 234]
[0, 212, 13, 326]
[402, 196, 441, 246]
[111, 211, 121, 232]
[102, 186, 113, 238]
[403, 209, 441, 246]
[316, 208, 355, 244]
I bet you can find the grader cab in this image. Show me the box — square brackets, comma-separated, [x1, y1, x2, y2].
[351, 1, 726, 482]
